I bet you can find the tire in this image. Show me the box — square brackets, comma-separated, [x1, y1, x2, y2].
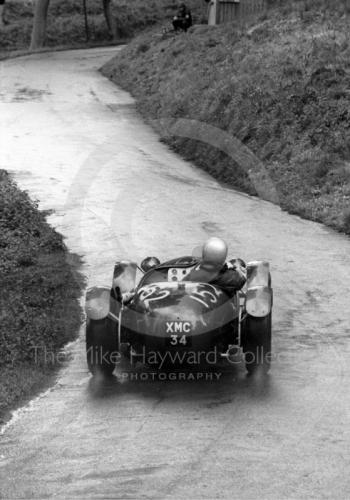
[242, 313, 272, 375]
[86, 317, 117, 376]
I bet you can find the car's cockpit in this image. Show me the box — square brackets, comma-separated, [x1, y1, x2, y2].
[139, 256, 200, 287]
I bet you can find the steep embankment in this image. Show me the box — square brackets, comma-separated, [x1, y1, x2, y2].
[102, 2, 350, 234]
[0, 171, 83, 424]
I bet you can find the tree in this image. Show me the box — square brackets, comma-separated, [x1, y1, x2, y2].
[30, 0, 51, 50]
[30, 0, 119, 51]
[102, 0, 119, 40]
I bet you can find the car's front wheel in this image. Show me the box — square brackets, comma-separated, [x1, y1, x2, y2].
[242, 313, 272, 375]
[86, 317, 117, 376]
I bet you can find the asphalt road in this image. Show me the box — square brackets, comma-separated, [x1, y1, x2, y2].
[0, 48, 350, 499]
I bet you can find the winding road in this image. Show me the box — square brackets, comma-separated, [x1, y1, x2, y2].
[0, 48, 350, 499]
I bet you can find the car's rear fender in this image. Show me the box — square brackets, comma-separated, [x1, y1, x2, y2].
[85, 285, 121, 322]
[245, 261, 273, 318]
[112, 260, 137, 295]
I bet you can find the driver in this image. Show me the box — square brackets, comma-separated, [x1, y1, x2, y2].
[123, 237, 246, 303]
[185, 237, 247, 296]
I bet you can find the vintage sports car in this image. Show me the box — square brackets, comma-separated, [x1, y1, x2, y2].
[85, 255, 273, 376]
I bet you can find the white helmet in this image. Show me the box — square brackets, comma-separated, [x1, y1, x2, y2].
[202, 237, 228, 266]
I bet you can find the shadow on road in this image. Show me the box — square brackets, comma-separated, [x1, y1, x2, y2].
[86, 362, 275, 406]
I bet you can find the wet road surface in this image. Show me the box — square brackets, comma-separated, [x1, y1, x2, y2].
[0, 48, 350, 499]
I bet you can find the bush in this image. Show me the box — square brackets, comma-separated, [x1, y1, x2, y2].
[0, 170, 83, 422]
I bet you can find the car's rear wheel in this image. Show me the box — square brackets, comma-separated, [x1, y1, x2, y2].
[242, 313, 272, 375]
[86, 317, 117, 376]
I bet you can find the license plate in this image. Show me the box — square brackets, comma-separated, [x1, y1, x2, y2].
[167, 334, 192, 347]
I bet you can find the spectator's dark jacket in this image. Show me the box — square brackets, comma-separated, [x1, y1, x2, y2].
[174, 5, 192, 23]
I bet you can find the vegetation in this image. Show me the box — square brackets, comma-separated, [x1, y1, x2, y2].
[102, 0, 350, 234]
[0, 0, 204, 56]
[0, 170, 83, 424]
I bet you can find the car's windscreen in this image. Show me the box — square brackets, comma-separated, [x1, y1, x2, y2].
[139, 268, 169, 287]
[157, 256, 199, 268]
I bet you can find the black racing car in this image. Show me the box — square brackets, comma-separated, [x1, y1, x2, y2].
[85, 255, 273, 376]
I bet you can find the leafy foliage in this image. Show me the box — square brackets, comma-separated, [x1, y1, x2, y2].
[0, 170, 83, 422]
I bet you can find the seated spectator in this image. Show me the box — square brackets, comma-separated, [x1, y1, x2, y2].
[172, 2, 192, 32]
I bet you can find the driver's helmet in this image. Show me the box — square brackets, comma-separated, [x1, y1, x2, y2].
[140, 256, 160, 273]
[202, 237, 228, 267]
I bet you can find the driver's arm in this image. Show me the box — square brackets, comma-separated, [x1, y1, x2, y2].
[212, 259, 247, 296]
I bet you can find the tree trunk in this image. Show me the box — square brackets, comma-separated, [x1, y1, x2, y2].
[30, 0, 50, 50]
[102, 0, 119, 40]
[0, 4, 5, 27]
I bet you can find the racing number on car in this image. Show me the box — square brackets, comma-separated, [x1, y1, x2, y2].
[170, 335, 187, 346]
[189, 285, 223, 309]
[138, 285, 170, 303]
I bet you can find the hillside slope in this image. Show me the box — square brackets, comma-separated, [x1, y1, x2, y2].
[102, 2, 350, 234]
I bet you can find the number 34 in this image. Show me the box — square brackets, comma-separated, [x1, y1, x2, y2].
[170, 335, 187, 346]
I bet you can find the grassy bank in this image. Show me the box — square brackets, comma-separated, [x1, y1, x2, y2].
[0, 170, 83, 424]
[0, 0, 204, 56]
[102, 0, 350, 234]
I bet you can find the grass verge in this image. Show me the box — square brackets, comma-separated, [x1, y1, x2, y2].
[0, 170, 84, 425]
[101, 0, 350, 234]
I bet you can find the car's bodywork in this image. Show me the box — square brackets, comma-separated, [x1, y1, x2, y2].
[85, 256, 273, 375]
